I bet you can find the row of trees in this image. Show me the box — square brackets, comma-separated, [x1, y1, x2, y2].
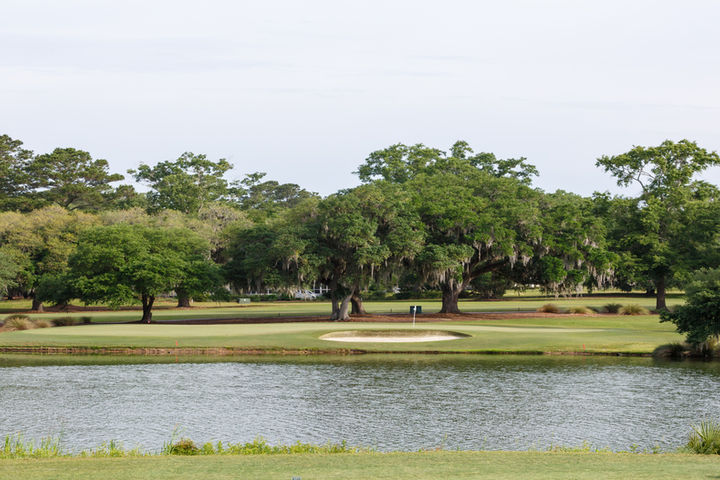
[1, 134, 719, 322]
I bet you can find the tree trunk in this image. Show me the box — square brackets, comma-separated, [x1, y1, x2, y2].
[655, 275, 667, 311]
[350, 289, 366, 315]
[331, 296, 340, 318]
[330, 294, 352, 321]
[337, 294, 352, 321]
[141, 294, 155, 323]
[31, 296, 44, 312]
[176, 291, 192, 308]
[439, 283, 462, 314]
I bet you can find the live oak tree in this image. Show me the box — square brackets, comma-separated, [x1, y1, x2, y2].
[531, 191, 615, 297]
[67, 224, 220, 323]
[596, 140, 720, 310]
[356, 141, 538, 185]
[224, 184, 423, 321]
[410, 168, 541, 313]
[312, 183, 423, 320]
[357, 141, 541, 314]
[223, 207, 318, 299]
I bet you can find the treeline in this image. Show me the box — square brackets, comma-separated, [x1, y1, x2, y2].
[1, 134, 719, 321]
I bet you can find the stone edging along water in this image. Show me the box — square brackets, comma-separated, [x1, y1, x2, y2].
[0, 345, 653, 356]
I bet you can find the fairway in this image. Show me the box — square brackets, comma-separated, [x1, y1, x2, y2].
[0, 315, 684, 354]
[0, 295, 684, 324]
[2, 451, 719, 480]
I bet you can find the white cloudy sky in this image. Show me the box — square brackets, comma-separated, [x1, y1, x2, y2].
[2, 0, 720, 197]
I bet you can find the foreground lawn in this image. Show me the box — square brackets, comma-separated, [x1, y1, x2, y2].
[0, 315, 683, 354]
[2, 451, 719, 480]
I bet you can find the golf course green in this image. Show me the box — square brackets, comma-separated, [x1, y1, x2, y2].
[0, 296, 686, 355]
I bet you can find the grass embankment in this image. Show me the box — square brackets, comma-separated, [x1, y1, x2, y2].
[2, 451, 719, 480]
[0, 315, 683, 355]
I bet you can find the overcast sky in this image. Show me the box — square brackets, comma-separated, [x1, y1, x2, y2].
[3, 0, 720, 197]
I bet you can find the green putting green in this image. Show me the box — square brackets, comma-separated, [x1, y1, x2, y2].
[0, 315, 683, 354]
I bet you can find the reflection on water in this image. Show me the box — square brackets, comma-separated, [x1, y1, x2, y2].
[0, 355, 719, 452]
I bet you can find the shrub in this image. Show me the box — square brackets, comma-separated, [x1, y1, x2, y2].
[619, 304, 649, 315]
[32, 319, 52, 329]
[568, 306, 593, 314]
[652, 342, 688, 358]
[686, 420, 720, 454]
[51, 317, 78, 327]
[661, 268, 720, 346]
[536, 303, 562, 313]
[603, 303, 623, 314]
[3, 315, 34, 331]
[166, 439, 199, 455]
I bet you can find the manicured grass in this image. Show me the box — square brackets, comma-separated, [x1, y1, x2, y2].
[2, 451, 719, 480]
[0, 316, 684, 354]
[0, 295, 684, 324]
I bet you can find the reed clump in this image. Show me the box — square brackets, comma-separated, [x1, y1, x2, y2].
[536, 304, 562, 313]
[567, 306, 593, 314]
[619, 304, 649, 315]
[2, 315, 34, 331]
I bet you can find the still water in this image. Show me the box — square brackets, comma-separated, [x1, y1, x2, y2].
[1, 355, 719, 452]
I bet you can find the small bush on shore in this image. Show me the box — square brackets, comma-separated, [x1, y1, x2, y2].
[537, 304, 562, 313]
[166, 438, 199, 455]
[604, 303, 623, 313]
[619, 304, 649, 315]
[653, 342, 689, 358]
[685, 420, 720, 454]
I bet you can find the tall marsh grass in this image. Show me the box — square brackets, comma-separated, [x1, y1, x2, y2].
[1, 435, 63, 458]
[1, 434, 366, 458]
[164, 437, 365, 455]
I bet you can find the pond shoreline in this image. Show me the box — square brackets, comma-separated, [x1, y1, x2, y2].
[0, 345, 653, 357]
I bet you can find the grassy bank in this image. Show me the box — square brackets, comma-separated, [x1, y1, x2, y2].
[0, 314, 683, 355]
[2, 451, 719, 480]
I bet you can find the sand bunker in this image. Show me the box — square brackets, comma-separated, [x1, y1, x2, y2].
[320, 330, 470, 343]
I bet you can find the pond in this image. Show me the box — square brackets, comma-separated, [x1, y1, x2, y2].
[1, 355, 719, 452]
